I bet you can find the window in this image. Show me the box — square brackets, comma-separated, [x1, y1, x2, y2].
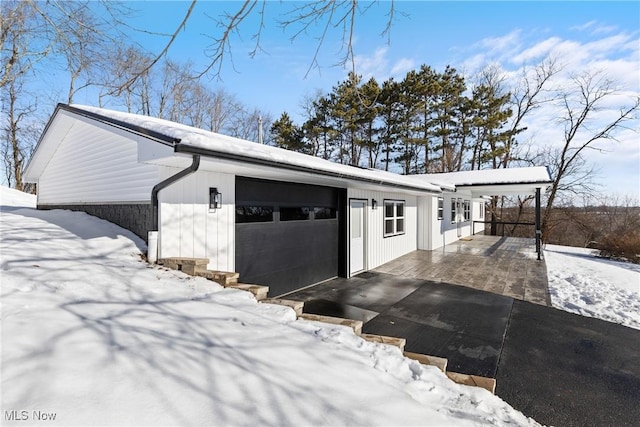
[313, 207, 337, 220]
[384, 200, 405, 237]
[451, 198, 457, 223]
[280, 207, 310, 221]
[437, 197, 444, 220]
[236, 206, 274, 223]
[463, 200, 470, 221]
[479, 202, 484, 219]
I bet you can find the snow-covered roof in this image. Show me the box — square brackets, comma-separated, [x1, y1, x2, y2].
[69, 104, 443, 194]
[27, 104, 552, 196]
[416, 167, 553, 187]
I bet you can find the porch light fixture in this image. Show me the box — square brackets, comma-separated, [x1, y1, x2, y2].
[209, 187, 222, 210]
[372, 199, 378, 209]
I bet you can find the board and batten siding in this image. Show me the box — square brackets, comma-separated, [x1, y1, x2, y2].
[474, 200, 486, 235]
[37, 118, 160, 205]
[431, 192, 475, 249]
[347, 188, 417, 272]
[158, 169, 235, 272]
[417, 195, 433, 250]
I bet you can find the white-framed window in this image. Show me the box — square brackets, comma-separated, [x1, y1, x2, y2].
[384, 200, 405, 237]
[479, 202, 484, 219]
[464, 200, 470, 221]
[437, 197, 444, 220]
[450, 198, 457, 223]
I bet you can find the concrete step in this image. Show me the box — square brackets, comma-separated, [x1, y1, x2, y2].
[361, 333, 406, 351]
[403, 351, 448, 373]
[226, 283, 269, 301]
[159, 257, 209, 275]
[195, 270, 239, 286]
[262, 298, 305, 316]
[445, 371, 496, 394]
[299, 313, 363, 335]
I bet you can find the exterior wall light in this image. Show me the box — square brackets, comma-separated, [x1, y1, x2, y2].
[209, 187, 222, 210]
[372, 199, 378, 209]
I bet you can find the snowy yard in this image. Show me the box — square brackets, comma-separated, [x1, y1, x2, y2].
[3, 186, 639, 426]
[545, 244, 640, 330]
[1, 186, 536, 426]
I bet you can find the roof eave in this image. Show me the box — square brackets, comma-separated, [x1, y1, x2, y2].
[174, 143, 442, 195]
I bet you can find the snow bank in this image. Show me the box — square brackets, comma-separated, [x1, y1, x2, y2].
[0, 186, 36, 208]
[545, 244, 640, 330]
[0, 186, 539, 426]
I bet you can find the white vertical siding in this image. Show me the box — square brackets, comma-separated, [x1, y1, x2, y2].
[38, 119, 160, 204]
[158, 169, 235, 272]
[430, 192, 475, 249]
[347, 188, 417, 272]
[417, 196, 432, 250]
[473, 200, 486, 234]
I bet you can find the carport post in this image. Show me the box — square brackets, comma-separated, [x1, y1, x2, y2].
[535, 187, 541, 261]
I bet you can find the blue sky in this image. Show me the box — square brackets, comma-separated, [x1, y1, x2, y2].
[77, 1, 640, 198]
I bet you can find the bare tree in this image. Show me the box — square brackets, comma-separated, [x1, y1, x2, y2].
[111, 1, 399, 91]
[227, 107, 273, 143]
[542, 70, 640, 238]
[502, 57, 560, 168]
[0, 1, 45, 90]
[1, 76, 38, 191]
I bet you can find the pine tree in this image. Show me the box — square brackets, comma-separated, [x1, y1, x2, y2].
[270, 112, 307, 153]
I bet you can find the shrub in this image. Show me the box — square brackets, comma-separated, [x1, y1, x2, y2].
[597, 229, 640, 264]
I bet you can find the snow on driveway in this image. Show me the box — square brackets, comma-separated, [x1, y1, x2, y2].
[545, 244, 640, 330]
[0, 186, 537, 426]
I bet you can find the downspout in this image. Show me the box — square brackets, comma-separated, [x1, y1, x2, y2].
[147, 154, 201, 263]
[535, 187, 541, 261]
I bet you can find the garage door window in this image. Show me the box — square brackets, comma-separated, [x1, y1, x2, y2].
[236, 206, 274, 223]
[314, 207, 337, 219]
[384, 200, 405, 237]
[280, 207, 311, 221]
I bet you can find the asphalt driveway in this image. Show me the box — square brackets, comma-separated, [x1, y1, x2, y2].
[287, 272, 640, 426]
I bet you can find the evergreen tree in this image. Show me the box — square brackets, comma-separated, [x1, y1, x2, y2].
[270, 112, 307, 153]
[430, 66, 467, 172]
[378, 78, 405, 171]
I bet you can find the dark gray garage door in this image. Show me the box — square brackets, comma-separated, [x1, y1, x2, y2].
[235, 176, 345, 296]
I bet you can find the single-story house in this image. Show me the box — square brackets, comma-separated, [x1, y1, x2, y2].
[24, 104, 553, 296]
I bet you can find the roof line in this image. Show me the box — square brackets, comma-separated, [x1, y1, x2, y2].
[59, 104, 180, 146]
[174, 143, 442, 194]
[454, 180, 554, 188]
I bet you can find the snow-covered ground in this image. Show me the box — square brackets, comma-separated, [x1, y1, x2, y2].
[545, 244, 640, 330]
[1, 186, 537, 426]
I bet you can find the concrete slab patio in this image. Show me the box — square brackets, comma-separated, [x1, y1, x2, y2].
[374, 235, 550, 306]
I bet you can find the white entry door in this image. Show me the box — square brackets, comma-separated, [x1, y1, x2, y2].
[350, 200, 366, 275]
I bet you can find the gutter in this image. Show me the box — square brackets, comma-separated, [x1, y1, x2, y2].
[174, 143, 442, 195]
[151, 154, 201, 230]
[148, 154, 200, 263]
[60, 104, 180, 146]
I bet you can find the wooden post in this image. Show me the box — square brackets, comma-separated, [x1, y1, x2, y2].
[535, 187, 541, 261]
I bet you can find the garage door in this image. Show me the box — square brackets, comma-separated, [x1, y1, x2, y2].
[235, 177, 344, 296]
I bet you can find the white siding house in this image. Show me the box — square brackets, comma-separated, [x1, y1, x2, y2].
[24, 104, 553, 296]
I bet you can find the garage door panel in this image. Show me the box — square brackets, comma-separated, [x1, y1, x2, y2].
[235, 177, 341, 296]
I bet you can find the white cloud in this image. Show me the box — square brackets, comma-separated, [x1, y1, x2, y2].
[390, 57, 415, 77]
[570, 20, 598, 32]
[570, 20, 618, 35]
[511, 37, 563, 64]
[353, 46, 415, 81]
[353, 46, 389, 79]
[476, 29, 522, 54]
[460, 27, 640, 198]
